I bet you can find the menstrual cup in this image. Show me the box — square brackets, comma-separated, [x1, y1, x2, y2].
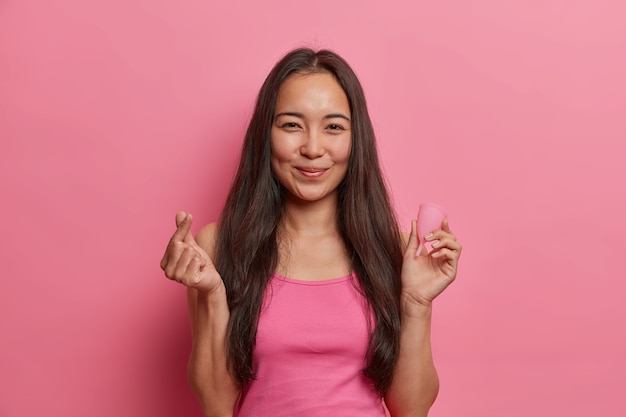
[416, 203, 447, 255]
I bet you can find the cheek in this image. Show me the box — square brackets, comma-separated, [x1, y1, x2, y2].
[269, 141, 291, 179]
[270, 146, 290, 168]
[333, 139, 352, 163]
[269, 152, 283, 179]
[270, 131, 293, 162]
[344, 143, 352, 161]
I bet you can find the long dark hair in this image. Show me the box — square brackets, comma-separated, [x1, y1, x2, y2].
[214, 48, 404, 394]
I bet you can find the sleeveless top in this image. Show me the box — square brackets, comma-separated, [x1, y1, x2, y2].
[234, 274, 388, 417]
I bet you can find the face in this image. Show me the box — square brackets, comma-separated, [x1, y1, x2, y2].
[270, 72, 352, 205]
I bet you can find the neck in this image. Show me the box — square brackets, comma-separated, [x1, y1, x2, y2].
[280, 194, 340, 238]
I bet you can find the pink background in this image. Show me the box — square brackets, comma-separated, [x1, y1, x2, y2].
[1, 0, 625, 415]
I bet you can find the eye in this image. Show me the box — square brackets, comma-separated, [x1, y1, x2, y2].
[327, 123, 346, 132]
[280, 122, 301, 130]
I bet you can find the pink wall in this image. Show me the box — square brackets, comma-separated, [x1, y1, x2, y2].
[1, 1, 624, 415]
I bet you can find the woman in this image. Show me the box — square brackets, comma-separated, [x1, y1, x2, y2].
[160, 48, 462, 417]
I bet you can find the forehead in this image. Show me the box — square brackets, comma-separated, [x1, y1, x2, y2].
[275, 72, 350, 114]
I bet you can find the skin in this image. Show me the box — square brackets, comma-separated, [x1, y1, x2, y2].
[271, 72, 351, 207]
[160, 72, 462, 417]
[270, 71, 353, 280]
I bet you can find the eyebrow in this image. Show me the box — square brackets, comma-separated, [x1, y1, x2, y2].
[274, 111, 351, 122]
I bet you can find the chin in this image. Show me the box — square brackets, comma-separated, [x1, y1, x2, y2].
[295, 192, 337, 204]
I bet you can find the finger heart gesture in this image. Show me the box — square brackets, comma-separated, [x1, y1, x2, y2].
[160, 212, 221, 293]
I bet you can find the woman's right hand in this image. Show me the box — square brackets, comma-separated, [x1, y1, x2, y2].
[160, 211, 222, 294]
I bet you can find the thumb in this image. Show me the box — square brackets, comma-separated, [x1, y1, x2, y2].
[407, 219, 422, 256]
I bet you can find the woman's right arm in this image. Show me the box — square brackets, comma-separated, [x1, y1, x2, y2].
[187, 285, 240, 417]
[161, 212, 240, 417]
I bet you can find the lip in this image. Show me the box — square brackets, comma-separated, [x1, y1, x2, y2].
[296, 167, 328, 178]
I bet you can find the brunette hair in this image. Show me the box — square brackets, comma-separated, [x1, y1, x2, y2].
[214, 48, 404, 394]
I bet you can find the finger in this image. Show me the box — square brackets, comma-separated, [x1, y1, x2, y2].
[160, 254, 168, 271]
[161, 212, 188, 270]
[179, 251, 209, 287]
[177, 212, 201, 246]
[431, 236, 462, 252]
[406, 220, 420, 256]
[430, 247, 459, 265]
[171, 212, 193, 244]
[426, 228, 457, 243]
[175, 211, 187, 228]
[173, 245, 199, 280]
[440, 219, 458, 241]
[185, 256, 206, 286]
[160, 250, 168, 270]
[415, 242, 424, 257]
[163, 237, 192, 275]
[163, 241, 186, 279]
[431, 245, 461, 265]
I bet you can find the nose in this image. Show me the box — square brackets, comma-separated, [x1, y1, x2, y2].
[300, 130, 324, 159]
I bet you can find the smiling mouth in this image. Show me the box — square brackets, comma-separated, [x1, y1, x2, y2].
[296, 167, 328, 177]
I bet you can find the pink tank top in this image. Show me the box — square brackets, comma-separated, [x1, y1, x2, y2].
[234, 274, 388, 417]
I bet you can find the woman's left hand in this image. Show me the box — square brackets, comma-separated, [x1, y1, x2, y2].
[401, 219, 462, 308]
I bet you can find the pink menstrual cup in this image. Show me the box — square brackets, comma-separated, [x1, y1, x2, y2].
[416, 203, 447, 255]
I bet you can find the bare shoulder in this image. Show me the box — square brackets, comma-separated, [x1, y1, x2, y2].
[195, 222, 219, 259]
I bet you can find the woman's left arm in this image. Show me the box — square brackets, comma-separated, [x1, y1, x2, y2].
[385, 219, 462, 417]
